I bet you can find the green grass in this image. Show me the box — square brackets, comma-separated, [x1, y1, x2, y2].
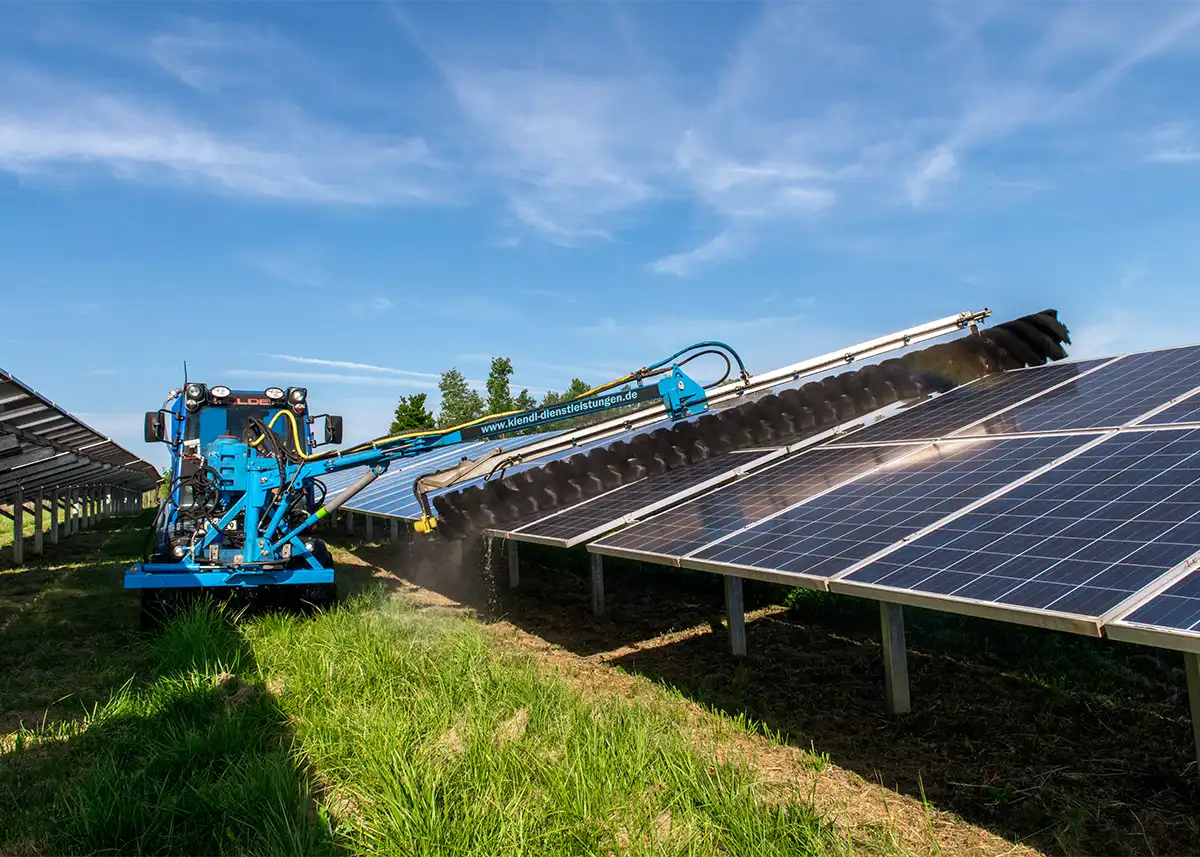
[1, 518, 881, 857]
[0, 502, 68, 545]
[248, 591, 854, 856]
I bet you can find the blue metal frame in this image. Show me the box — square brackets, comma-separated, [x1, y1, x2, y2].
[125, 565, 334, 588]
[128, 354, 723, 592]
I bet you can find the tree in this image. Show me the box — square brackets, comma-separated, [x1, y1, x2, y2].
[437, 368, 485, 428]
[389, 393, 435, 434]
[562, 378, 591, 401]
[486, 357, 514, 414]
[538, 390, 562, 408]
[513, 389, 536, 412]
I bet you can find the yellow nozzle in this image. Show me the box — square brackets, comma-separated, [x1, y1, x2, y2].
[414, 515, 438, 534]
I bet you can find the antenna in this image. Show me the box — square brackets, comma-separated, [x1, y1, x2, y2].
[183, 360, 189, 387]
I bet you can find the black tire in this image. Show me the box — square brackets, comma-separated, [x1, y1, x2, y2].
[139, 589, 169, 632]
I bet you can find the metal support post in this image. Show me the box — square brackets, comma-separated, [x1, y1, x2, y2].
[69, 489, 79, 535]
[365, 514, 374, 540]
[1186, 652, 1200, 779]
[507, 539, 520, 589]
[880, 602, 911, 714]
[590, 551, 605, 616]
[724, 575, 746, 657]
[11, 488, 24, 565]
[390, 518, 400, 541]
[48, 488, 59, 545]
[32, 488, 43, 556]
[345, 510, 354, 534]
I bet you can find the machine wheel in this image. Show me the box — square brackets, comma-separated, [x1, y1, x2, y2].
[139, 589, 170, 632]
[297, 582, 338, 610]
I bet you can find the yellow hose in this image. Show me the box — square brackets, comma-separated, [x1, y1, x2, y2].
[251, 367, 649, 463]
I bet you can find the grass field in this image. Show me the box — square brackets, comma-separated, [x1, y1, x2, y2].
[2, 514, 970, 856]
[4, 514, 1199, 855]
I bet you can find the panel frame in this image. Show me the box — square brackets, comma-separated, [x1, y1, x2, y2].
[1103, 552, 1200, 654]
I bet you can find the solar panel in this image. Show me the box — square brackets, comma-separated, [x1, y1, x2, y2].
[326, 417, 690, 522]
[318, 434, 556, 520]
[833, 428, 1200, 634]
[1106, 570, 1200, 652]
[1137, 390, 1200, 427]
[683, 434, 1093, 585]
[954, 345, 1200, 436]
[588, 443, 922, 563]
[494, 449, 781, 547]
[831, 358, 1110, 445]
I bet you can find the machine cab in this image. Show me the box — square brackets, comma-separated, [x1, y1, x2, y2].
[145, 385, 342, 453]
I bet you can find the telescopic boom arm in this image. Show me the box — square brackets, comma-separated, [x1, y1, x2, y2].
[265, 310, 988, 546]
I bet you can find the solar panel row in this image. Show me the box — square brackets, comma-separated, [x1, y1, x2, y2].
[591, 443, 923, 563]
[836, 429, 1200, 633]
[325, 340, 1200, 653]
[687, 433, 1095, 584]
[491, 448, 782, 547]
[830, 357, 1111, 445]
[592, 343, 1200, 644]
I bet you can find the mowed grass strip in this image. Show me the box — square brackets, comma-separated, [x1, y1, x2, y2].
[247, 592, 872, 857]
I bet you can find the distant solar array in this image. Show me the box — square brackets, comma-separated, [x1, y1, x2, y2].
[1, 366, 159, 495]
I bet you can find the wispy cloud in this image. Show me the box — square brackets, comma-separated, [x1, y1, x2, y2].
[903, 4, 1200, 203]
[905, 145, 957, 207]
[1143, 123, 1200, 164]
[266, 353, 440, 379]
[225, 369, 439, 389]
[0, 68, 449, 206]
[649, 231, 737, 277]
[10, 2, 1200, 278]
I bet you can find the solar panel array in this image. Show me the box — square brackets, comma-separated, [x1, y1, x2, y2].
[320, 416, 688, 521]
[830, 358, 1110, 445]
[688, 434, 1093, 583]
[591, 444, 922, 563]
[584, 343, 1200, 646]
[318, 430, 564, 520]
[330, 339, 1200, 651]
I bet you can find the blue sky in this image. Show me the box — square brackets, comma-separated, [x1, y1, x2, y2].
[4, 1, 1200, 469]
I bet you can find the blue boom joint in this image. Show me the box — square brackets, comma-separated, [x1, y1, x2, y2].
[127, 342, 743, 593]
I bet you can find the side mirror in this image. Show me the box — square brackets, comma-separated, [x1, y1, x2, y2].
[324, 415, 343, 445]
[144, 411, 166, 443]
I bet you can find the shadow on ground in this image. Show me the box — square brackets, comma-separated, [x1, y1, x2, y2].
[341, 531, 1200, 857]
[0, 516, 339, 855]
